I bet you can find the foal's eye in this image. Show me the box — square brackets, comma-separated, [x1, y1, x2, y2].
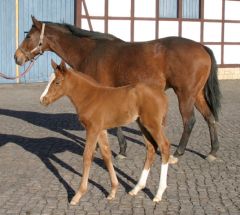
[26, 35, 31, 39]
[55, 80, 61, 85]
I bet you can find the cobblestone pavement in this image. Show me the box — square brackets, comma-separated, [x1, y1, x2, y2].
[0, 80, 239, 215]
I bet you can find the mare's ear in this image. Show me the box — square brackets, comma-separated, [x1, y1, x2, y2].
[59, 60, 68, 74]
[31, 15, 42, 30]
[51, 59, 58, 70]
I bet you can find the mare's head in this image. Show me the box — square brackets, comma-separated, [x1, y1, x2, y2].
[15, 16, 120, 66]
[14, 16, 50, 65]
[40, 59, 69, 106]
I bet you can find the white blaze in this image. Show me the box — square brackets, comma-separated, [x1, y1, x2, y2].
[40, 73, 56, 102]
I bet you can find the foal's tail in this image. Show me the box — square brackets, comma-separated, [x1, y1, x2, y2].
[203, 46, 222, 121]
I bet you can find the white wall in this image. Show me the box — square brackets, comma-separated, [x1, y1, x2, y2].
[81, 0, 240, 65]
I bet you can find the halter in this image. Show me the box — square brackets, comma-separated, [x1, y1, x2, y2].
[20, 23, 46, 60]
[0, 24, 45, 80]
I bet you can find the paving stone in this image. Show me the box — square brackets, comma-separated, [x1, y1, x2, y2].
[0, 81, 239, 215]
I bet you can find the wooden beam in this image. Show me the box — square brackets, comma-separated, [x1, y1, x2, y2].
[74, 0, 82, 27]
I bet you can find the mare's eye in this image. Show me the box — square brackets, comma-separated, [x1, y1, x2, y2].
[26, 35, 31, 39]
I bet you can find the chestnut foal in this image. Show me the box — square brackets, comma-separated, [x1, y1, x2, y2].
[40, 59, 170, 205]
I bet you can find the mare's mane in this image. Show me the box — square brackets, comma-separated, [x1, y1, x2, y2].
[40, 21, 121, 41]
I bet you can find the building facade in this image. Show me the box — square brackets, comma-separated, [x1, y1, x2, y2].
[0, 0, 239, 83]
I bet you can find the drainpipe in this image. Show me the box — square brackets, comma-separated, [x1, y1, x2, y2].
[16, 0, 19, 83]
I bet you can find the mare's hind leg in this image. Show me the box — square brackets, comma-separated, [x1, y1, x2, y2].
[116, 127, 127, 159]
[173, 92, 196, 159]
[195, 92, 219, 161]
[98, 130, 119, 199]
[129, 122, 158, 196]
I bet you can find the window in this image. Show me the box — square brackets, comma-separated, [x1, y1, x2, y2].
[225, 0, 240, 20]
[159, 0, 200, 19]
[182, 0, 200, 19]
[159, 0, 177, 18]
[204, 0, 222, 20]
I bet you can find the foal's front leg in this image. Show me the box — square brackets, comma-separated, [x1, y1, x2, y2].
[70, 129, 99, 205]
[98, 130, 118, 200]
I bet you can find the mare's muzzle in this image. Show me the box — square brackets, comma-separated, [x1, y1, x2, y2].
[14, 49, 27, 66]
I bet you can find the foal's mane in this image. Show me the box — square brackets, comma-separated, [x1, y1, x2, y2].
[42, 21, 121, 41]
[68, 68, 103, 87]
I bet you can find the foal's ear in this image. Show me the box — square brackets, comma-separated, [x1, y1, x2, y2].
[51, 59, 58, 70]
[59, 60, 67, 74]
[31, 15, 42, 30]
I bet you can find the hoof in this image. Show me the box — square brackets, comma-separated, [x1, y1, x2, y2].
[107, 194, 115, 200]
[173, 150, 184, 158]
[116, 154, 127, 160]
[206, 155, 223, 163]
[169, 155, 179, 164]
[70, 200, 78, 206]
[70, 193, 82, 206]
[129, 189, 137, 196]
[153, 196, 161, 202]
[206, 154, 217, 162]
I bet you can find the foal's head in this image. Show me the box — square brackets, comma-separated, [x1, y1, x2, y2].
[40, 59, 69, 106]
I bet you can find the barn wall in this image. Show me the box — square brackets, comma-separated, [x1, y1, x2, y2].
[18, 0, 74, 83]
[0, 0, 74, 84]
[0, 0, 16, 83]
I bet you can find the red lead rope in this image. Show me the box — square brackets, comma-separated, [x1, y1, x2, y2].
[0, 55, 40, 80]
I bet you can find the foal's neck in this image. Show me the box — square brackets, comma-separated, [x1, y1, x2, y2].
[66, 70, 100, 111]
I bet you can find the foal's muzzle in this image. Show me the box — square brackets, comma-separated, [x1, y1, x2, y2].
[40, 96, 49, 106]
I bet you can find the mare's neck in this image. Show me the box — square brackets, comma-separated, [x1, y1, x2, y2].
[46, 28, 95, 69]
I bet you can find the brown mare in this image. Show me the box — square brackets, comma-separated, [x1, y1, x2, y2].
[15, 16, 221, 161]
[40, 59, 170, 204]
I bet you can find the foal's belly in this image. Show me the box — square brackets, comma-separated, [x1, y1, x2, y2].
[104, 114, 139, 130]
[102, 101, 139, 129]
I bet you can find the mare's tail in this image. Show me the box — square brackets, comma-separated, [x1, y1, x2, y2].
[203, 46, 222, 121]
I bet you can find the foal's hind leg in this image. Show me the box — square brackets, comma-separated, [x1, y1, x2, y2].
[173, 92, 196, 159]
[145, 126, 170, 202]
[129, 135, 157, 196]
[98, 130, 119, 199]
[195, 92, 219, 161]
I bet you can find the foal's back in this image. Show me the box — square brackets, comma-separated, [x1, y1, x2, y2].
[69, 70, 167, 129]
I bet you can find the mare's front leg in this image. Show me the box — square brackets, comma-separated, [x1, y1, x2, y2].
[70, 128, 99, 205]
[98, 130, 118, 199]
[116, 127, 128, 159]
